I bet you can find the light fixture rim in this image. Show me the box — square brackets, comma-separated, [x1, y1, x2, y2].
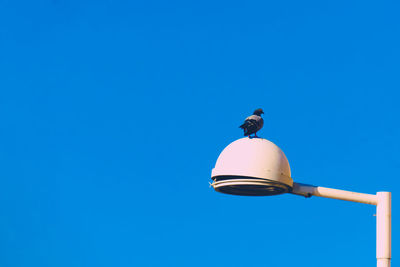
[211, 175, 293, 196]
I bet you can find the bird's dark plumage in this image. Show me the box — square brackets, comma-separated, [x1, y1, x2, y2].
[239, 108, 264, 137]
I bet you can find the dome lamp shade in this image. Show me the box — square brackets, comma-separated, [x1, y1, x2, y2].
[211, 138, 293, 196]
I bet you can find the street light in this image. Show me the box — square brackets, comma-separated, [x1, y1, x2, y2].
[211, 137, 391, 267]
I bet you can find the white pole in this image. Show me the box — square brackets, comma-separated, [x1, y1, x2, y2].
[377, 192, 391, 267]
[291, 183, 378, 205]
[291, 183, 392, 267]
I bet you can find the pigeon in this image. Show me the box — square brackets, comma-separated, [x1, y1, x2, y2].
[239, 108, 264, 138]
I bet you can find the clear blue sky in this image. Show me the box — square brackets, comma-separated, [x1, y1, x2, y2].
[0, 1, 399, 266]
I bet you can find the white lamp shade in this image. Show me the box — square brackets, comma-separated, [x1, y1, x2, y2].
[211, 138, 293, 196]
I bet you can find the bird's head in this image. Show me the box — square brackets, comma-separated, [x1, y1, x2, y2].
[253, 108, 264, 116]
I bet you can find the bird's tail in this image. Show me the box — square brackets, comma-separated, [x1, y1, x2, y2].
[240, 121, 257, 136]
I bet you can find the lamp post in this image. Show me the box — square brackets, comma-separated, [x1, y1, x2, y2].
[211, 138, 391, 267]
